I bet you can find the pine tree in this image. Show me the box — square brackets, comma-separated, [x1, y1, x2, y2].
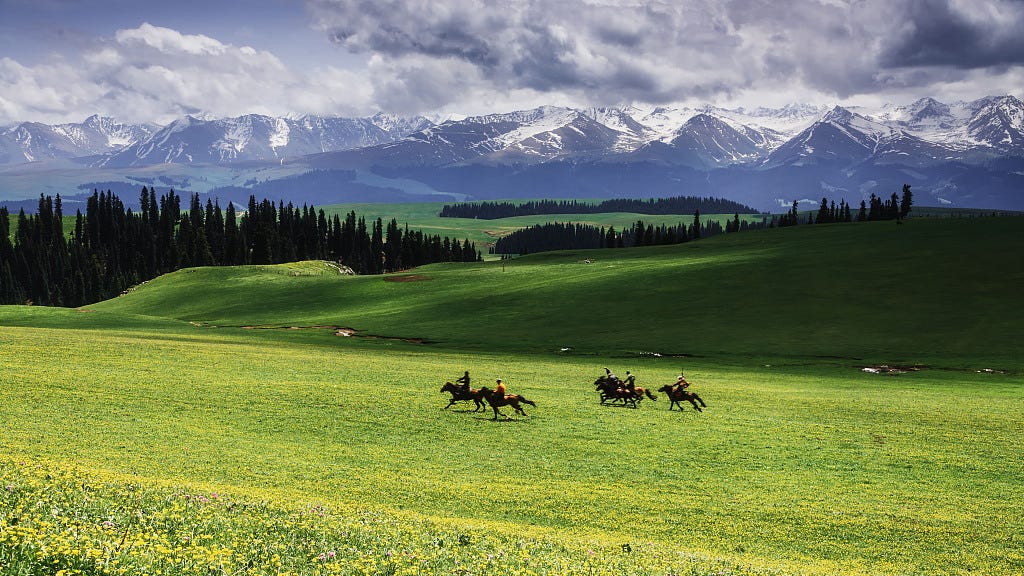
[817, 197, 830, 224]
[900, 184, 913, 219]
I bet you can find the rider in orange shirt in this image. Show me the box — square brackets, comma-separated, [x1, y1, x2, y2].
[674, 372, 690, 393]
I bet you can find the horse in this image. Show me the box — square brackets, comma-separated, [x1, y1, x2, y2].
[656, 384, 707, 412]
[594, 376, 657, 408]
[477, 386, 536, 420]
[440, 381, 486, 412]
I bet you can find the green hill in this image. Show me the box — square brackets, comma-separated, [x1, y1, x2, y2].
[87, 216, 1024, 368]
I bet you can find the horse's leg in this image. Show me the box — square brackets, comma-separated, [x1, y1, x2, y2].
[445, 398, 455, 410]
[694, 393, 707, 408]
[687, 397, 702, 412]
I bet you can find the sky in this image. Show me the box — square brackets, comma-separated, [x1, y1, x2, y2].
[1, 0, 1023, 125]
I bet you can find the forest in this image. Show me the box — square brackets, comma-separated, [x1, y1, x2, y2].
[0, 189, 480, 307]
[439, 196, 760, 219]
[491, 188, 913, 256]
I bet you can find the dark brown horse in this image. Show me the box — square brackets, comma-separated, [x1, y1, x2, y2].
[440, 381, 486, 411]
[656, 384, 707, 412]
[594, 376, 657, 408]
[477, 386, 536, 420]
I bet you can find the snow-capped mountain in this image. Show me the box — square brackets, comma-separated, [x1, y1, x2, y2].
[765, 105, 951, 167]
[964, 95, 1024, 152]
[10, 96, 1020, 170]
[98, 113, 435, 168]
[0, 115, 157, 164]
[2, 95, 1023, 211]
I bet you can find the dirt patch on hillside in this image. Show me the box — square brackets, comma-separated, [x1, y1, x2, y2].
[861, 364, 924, 375]
[384, 274, 432, 282]
[232, 323, 427, 344]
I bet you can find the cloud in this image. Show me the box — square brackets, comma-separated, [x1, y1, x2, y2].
[0, 23, 378, 125]
[878, 0, 1024, 69]
[3, 3, 1024, 125]
[307, 0, 1024, 112]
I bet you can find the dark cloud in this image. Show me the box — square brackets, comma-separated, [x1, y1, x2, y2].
[878, 0, 1024, 69]
[306, 0, 1024, 111]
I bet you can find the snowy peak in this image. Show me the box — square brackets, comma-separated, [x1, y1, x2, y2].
[0, 116, 156, 164]
[965, 95, 1024, 151]
[907, 97, 952, 123]
[100, 113, 436, 167]
[822, 105, 856, 125]
[499, 112, 622, 160]
[672, 114, 765, 163]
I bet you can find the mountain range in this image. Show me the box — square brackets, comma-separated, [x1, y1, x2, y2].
[2, 95, 1022, 211]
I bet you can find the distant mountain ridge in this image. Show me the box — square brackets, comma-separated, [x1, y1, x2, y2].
[1, 95, 1022, 211]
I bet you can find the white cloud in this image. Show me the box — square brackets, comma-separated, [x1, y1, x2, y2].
[0, 23, 381, 125]
[3, 3, 1024, 126]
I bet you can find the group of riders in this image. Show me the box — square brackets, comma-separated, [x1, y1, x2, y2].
[603, 367, 689, 391]
[444, 371, 536, 419]
[442, 366, 705, 416]
[596, 367, 706, 411]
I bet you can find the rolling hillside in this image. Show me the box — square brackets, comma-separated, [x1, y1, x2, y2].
[86, 216, 1024, 368]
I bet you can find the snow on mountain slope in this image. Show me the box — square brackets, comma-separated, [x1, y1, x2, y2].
[3, 95, 1021, 172]
[0, 116, 156, 165]
[99, 113, 436, 167]
[965, 95, 1024, 151]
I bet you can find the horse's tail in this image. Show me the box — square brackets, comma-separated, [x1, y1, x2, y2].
[645, 389, 657, 401]
[518, 395, 536, 407]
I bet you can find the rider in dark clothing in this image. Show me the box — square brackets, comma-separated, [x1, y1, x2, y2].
[456, 371, 471, 394]
[623, 371, 636, 392]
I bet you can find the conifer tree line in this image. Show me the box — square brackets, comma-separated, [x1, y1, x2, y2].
[1, 188, 481, 307]
[492, 210, 735, 256]
[493, 185, 914, 256]
[440, 196, 760, 219]
[780, 185, 913, 226]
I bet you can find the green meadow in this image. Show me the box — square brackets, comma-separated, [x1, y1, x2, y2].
[1, 216, 1022, 575]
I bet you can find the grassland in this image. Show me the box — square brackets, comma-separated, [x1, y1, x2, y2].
[1, 216, 1022, 575]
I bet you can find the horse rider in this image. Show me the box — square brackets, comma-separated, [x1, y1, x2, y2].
[674, 372, 690, 394]
[604, 367, 621, 385]
[456, 370, 471, 394]
[493, 378, 507, 399]
[623, 370, 636, 393]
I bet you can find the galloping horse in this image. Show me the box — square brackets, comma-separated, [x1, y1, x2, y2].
[477, 386, 536, 420]
[594, 375, 657, 408]
[656, 384, 707, 412]
[440, 381, 486, 411]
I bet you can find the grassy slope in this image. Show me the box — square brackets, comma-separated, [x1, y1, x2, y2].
[2, 217, 1023, 575]
[87, 217, 1024, 368]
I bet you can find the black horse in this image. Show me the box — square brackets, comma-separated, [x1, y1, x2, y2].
[594, 375, 657, 408]
[656, 384, 707, 412]
[440, 381, 486, 411]
[477, 386, 536, 420]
